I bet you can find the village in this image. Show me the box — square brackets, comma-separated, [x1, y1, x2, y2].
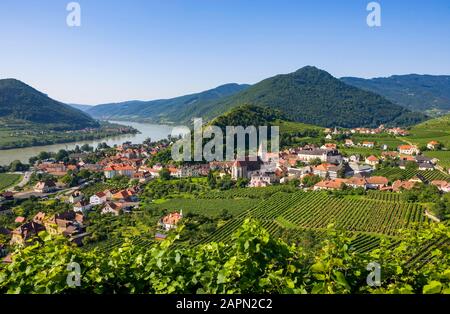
[1, 125, 449, 262]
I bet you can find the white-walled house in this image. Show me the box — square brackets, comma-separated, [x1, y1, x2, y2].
[90, 191, 108, 206]
[73, 200, 92, 213]
[398, 145, 420, 155]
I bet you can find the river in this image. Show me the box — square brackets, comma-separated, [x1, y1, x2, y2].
[0, 121, 188, 165]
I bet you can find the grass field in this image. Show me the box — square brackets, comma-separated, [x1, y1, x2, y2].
[278, 120, 322, 134]
[0, 173, 21, 191]
[350, 134, 406, 150]
[340, 147, 382, 157]
[406, 114, 450, 148]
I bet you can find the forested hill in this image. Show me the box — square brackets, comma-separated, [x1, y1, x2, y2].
[198, 66, 427, 128]
[210, 105, 286, 129]
[341, 74, 450, 112]
[0, 79, 99, 130]
[86, 83, 250, 123]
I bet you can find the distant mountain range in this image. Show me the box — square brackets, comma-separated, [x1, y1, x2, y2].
[5, 67, 450, 131]
[85, 66, 430, 128]
[341, 74, 450, 112]
[68, 103, 93, 112]
[85, 83, 250, 124]
[0, 79, 99, 130]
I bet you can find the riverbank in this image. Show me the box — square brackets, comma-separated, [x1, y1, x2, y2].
[0, 121, 138, 150]
[0, 121, 186, 165]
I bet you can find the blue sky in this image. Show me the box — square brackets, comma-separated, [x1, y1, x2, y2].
[0, 0, 449, 105]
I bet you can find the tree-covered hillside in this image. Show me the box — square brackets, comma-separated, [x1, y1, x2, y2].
[0, 79, 99, 130]
[197, 66, 427, 128]
[210, 104, 286, 129]
[86, 83, 250, 123]
[341, 74, 450, 113]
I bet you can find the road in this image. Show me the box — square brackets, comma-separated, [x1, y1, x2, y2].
[5, 171, 32, 192]
[15, 171, 31, 188]
[12, 180, 93, 200]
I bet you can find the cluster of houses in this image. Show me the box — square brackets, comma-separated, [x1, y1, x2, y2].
[8, 211, 87, 248]
[225, 141, 449, 193]
[314, 175, 449, 193]
[324, 125, 410, 136]
[69, 186, 140, 216]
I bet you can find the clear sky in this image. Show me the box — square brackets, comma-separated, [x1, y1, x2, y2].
[0, 0, 449, 105]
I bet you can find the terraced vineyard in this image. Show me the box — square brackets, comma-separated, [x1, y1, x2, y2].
[82, 236, 155, 254]
[405, 237, 450, 270]
[199, 185, 296, 199]
[366, 191, 404, 202]
[372, 168, 450, 181]
[150, 198, 258, 217]
[198, 191, 427, 249]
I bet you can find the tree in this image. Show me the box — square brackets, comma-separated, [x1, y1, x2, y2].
[159, 168, 171, 181]
[80, 144, 93, 152]
[37, 151, 51, 160]
[207, 171, 217, 188]
[55, 149, 69, 162]
[302, 175, 321, 187]
[405, 161, 419, 171]
[337, 167, 346, 178]
[9, 160, 29, 172]
[309, 158, 323, 167]
[61, 174, 78, 187]
[236, 178, 249, 188]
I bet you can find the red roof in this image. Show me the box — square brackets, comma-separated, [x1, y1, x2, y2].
[15, 216, 25, 223]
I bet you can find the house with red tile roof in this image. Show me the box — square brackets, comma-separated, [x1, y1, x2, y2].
[34, 180, 57, 193]
[104, 164, 136, 178]
[431, 180, 450, 193]
[362, 141, 375, 148]
[392, 180, 417, 192]
[365, 155, 379, 166]
[89, 191, 108, 205]
[10, 221, 46, 245]
[101, 202, 132, 216]
[427, 141, 440, 150]
[159, 211, 183, 231]
[398, 145, 420, 155]
[366, 176, 389, 189]
[314, 178, 349, 191]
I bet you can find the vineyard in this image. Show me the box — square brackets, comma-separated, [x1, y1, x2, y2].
[372, 168, 450, 181]
[366, 190, 404, 202]
[82, 235, 155, 254]
[424, 151, 450, 169]
[197, 191, 428, 253]
[199, 185, 296, 199]
[149, 198, 259, 217]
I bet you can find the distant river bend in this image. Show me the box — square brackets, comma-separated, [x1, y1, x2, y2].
[0, 121, 187, 165]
